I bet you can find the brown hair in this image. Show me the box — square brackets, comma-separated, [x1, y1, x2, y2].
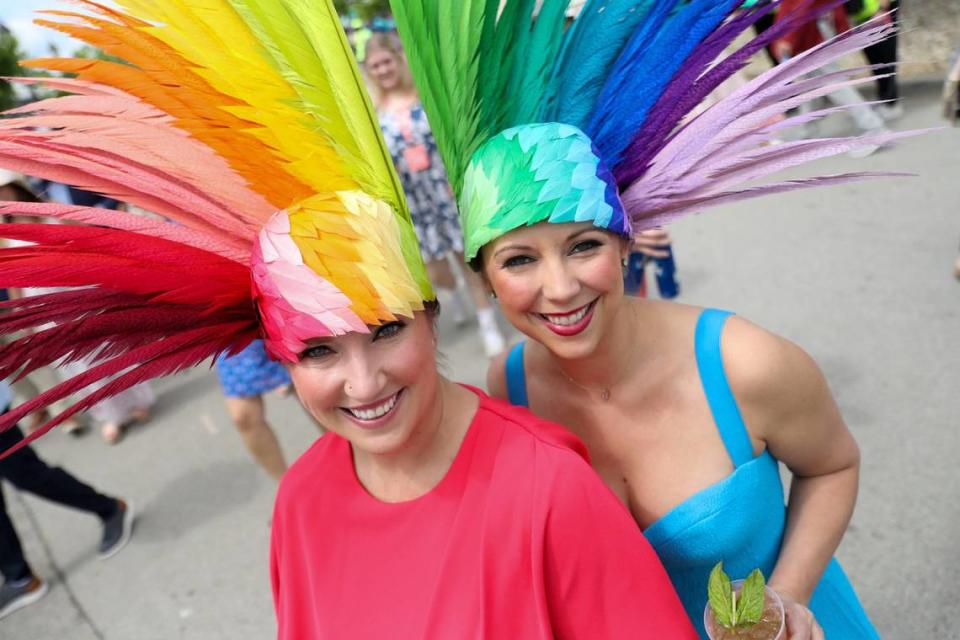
[363, 32, 416, 109]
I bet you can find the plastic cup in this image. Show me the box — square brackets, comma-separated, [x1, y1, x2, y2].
[703, 580, 785, 640]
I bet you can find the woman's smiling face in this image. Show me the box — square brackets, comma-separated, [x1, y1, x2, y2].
[365, 48, 401, 93]
[481, 221, 629, 360]
[286, 311, 440, 456]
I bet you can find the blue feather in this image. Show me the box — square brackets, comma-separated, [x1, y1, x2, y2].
[586, 0, 741, 167]
[542, 0, 657, 129]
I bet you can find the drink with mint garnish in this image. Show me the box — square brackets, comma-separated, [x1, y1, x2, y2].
[704, 562, 784, 640]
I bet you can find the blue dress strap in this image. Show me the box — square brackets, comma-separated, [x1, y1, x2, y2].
[694, 309, 755, 468]
[504, 341, 529, 408]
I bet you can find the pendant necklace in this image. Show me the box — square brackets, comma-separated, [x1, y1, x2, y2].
[554, 358, 631, 402]
[552, 307, 641, 402]
[558, 368, 612, 401]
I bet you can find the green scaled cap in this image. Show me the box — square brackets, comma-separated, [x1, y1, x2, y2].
[460, 122, 629, 261]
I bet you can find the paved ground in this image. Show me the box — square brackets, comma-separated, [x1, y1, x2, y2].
[3, 83, 958, 639]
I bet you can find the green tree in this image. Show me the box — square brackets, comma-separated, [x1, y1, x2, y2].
[333, 0, 390, 21]
[72, 44, 125, 64]
[0, 27, 25, 111]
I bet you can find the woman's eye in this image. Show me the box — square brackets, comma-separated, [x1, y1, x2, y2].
[502, 255, 534, 269]
[300, 345, 334, 360]
[570, 239, 602, 254]
[374, 321, 404, 341]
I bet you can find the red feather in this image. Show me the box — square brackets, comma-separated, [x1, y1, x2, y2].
[1, 321, 259, 457]
[0, 221, 260, 455]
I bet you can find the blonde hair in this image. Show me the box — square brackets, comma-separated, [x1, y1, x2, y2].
[363, 32, 416, 109]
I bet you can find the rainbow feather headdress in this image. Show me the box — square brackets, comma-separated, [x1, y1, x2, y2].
[390, 0, 918, 260]
[0, 0, 433, 449]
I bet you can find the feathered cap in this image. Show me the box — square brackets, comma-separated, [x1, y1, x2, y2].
[391, 0, 918, 261]
[0, 0, 432, 450]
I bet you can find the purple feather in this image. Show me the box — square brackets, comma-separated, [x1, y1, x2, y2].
[615, 0, 849, 185]
[624, 172, 905, 232]
[631, 18, 898, 191]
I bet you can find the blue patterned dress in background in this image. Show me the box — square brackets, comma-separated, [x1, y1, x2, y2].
[379, 105, 464, 262]
[215, 340, 291, 399]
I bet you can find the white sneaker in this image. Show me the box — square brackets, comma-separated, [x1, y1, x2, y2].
[449, 299, 469, 327]
[876, 103, 904, 122]
[480, 325, 506, 357]
[439, 287, 469, 326]
[847, 142, 880, 159]
[849, 126, 891, 159]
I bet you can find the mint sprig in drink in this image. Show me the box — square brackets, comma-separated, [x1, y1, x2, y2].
[704, 562, 784, 640]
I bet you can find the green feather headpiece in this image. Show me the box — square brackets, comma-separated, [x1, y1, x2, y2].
[391, 0, 916, 262]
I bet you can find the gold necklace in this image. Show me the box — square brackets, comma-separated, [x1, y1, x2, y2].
[565, 374, 612, 401]
[550, 306, 642, 402]
[554, 361, 622, 402]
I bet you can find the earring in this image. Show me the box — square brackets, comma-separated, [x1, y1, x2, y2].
[489, 290, 497, 299]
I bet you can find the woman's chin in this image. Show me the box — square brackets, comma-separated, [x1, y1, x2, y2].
[379, 77, 399, 92]
[523, 321, 600, 362]
[346, 422, 411, 457]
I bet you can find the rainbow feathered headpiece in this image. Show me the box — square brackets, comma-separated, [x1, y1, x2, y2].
[0, 0, 432, 449]
[390, 0, 915, 260]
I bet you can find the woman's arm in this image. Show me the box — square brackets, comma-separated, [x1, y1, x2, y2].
[725, 319, 860, 637]
[541, 451, 698, 639]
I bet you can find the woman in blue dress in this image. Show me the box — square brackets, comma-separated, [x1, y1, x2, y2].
[216, 340, 292, 481]
[389, 0, 896, 636]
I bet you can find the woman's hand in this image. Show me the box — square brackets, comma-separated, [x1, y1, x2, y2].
[632, 227, 672, 259]
[777, 590, 825, 639]
[773, 41, 792, 62]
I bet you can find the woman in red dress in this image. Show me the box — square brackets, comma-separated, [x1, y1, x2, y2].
[271, 303, 696, 639]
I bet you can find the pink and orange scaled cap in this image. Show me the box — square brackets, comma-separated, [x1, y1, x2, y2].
[252, 191, 431, 362]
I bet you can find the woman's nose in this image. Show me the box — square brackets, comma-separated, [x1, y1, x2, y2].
[342, 353, 385, 402]
[540, 258, 579, 304]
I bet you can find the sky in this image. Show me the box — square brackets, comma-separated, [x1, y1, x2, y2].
[1, 0, 87, 58]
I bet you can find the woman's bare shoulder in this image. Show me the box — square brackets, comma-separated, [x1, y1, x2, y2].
[720, 315, 826, 419]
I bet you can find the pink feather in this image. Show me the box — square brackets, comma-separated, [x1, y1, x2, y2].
[0, 202, 248, 263]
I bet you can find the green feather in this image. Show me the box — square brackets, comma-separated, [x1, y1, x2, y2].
[226, 0, 406, 217]
[460, 123, 615, 260]
[391, 0, 569, 197]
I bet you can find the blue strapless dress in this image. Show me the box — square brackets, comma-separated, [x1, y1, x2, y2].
[505, 309, 878, 639]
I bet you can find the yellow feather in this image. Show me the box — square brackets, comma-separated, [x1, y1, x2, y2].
[114, 0, 403, 211]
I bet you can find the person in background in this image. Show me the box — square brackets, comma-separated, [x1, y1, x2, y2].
[215, 341, 293, 482]
[623, 228, 681, 299]
[0, 172, 87, 436]
[348, 16, 373, 63]
[12, 181, 156, 444]
[774, 0, 891, 157]
[364, 33, 507, 357]
[944, 45, 960, 279]
[0, 380, 134, 620]
[942, 43, 960, 125]
[847, 0, 902, 120]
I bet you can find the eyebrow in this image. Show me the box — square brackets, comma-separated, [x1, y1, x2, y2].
[491, 227, 600, 259]
[566, 227, 600, 241]
[491, 243, 533, 259]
